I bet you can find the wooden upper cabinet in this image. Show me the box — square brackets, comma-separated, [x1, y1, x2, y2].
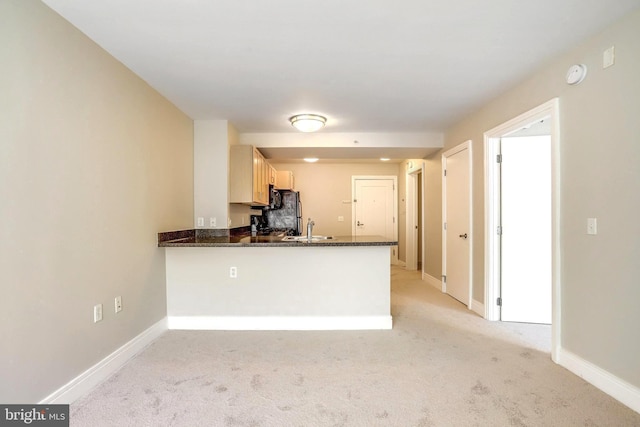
[267, 163, 277, 186]
[275, 170, 295, 190]
[229, 145, 269, 206]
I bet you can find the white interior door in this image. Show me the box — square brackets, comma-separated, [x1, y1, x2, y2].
[500, 136, 551, 323]
[443, 144, 471, 306]
[353, 178, 397, 262]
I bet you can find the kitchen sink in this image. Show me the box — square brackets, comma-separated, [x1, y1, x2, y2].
[281, 235, 333, 242]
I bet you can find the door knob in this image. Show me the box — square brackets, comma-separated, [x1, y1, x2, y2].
[459, 233, 468, 239]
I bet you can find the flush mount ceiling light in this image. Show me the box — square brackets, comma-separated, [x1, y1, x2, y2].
[303, 157, 319, 163]
[289, 114, 327, 132]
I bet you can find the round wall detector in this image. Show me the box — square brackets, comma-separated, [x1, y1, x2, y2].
[566, 64, 587, 85]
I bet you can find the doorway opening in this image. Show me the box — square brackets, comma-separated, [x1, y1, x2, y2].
[417, 172, 423, 271]
[405, 161, 425, 273]
[484, 98, 560, 361]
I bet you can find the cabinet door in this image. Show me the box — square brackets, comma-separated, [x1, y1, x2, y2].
[268, 164, 277, 185]
[275, 170, 295, 190]
[260, 156, 267, 204]
[254, 147, 270, 205]
[252, 147, 262, 203]
[230, 145, 269, 206]
[252, 148, 259, 202]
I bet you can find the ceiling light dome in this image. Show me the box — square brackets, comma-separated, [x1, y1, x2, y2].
[289, 114, 326, 132]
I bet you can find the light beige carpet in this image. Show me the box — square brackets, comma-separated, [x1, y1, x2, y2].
[70, 267, 640, 426]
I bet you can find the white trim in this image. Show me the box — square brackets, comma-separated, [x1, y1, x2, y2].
[352, 175, 399, 265]
[168, 316, 393, 331]
[483, 136, 501, 322]
[39, 318, 167, 404]
[423, 272, 443, 291]
[442, 141, 473, 309]
[471, 300, 485, 317]
[397, 260, 407, 267]
[557, 348, 640, 414]
[483, 98, 561, 362]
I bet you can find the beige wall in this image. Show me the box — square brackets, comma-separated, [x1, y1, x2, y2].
[423, 154, 442, 278]
[424, 9, 640, 387]
[0, 0, 193, 403]
[269, 163, 400, 237]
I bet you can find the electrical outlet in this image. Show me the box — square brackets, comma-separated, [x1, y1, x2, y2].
[210, 217, 216, 227]
[229, 266, 237, 278]
[114, 296, 122, 313]
[93, 304, 103, 323]
[587, 218, 598, 235]
[197, 217, 204, 227]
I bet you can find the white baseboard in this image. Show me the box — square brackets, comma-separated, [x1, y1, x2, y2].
[423, 272, 442, 290]
[168, 315, 393, 331]
[557, 348, 640, 414]
[471, 299, 485, 317]
[396, 260, 407, 267]
[40, 318, 167, 404]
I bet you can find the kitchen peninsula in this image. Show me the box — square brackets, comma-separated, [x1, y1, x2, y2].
[159, 229, 397, 331]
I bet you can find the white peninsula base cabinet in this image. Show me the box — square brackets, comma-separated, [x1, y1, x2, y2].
[164, 245, 392, 331]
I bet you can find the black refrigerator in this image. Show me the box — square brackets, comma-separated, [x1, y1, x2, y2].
[265, 190, 303, 235]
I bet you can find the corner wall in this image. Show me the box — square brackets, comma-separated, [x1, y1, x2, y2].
[425, 9, 640, 389]
[0, 0, 193, 402]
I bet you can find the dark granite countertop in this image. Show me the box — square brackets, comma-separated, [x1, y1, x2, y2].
[158, 229, 397, 248]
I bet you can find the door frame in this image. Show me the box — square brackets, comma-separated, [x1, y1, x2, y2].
[483, 98, 560, 361]
[351, 175, 399, 264]
[442, 141, 473, 306]
[405, 160, 425, 272]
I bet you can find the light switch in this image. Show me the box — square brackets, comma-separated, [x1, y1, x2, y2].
[338, 216, 344, 222]
[587, 218, 597, 235]
[603, 46, 615, 68]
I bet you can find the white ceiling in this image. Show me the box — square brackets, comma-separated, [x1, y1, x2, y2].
[42, 0, 640, 160]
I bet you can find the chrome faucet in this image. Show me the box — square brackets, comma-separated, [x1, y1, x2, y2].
[307, 218, 315, 241]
